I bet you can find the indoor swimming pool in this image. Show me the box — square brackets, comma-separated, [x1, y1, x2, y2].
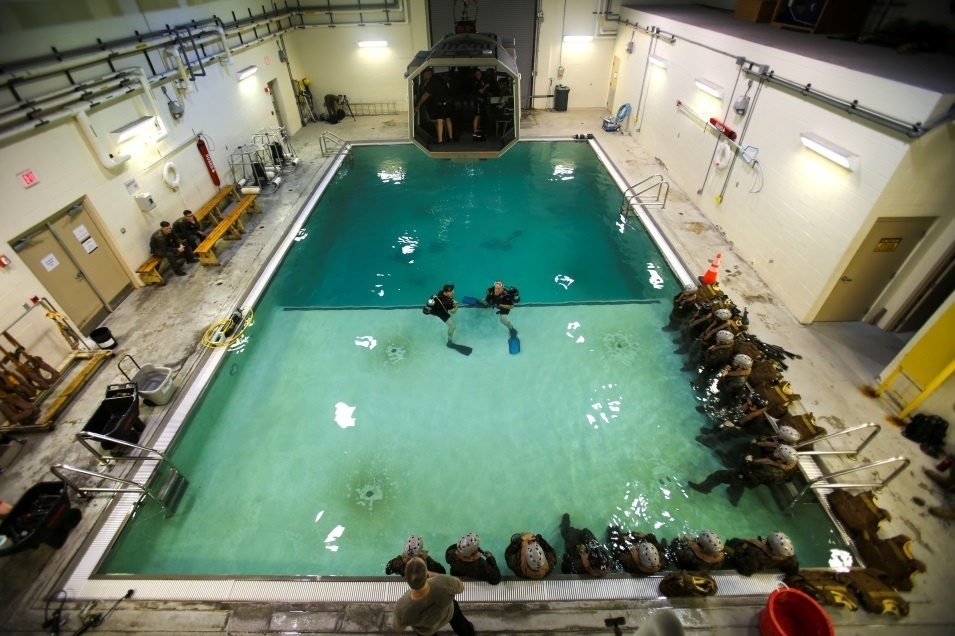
[92, 142, 849, 582]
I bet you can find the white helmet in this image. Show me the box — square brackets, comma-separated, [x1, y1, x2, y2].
[777, 445, 798, 465]
[404, 534, 423, 557]
[457, 533, 480, 557]
[767, 532, 795, 558]
[698, 530, 723, 555]
[525, 542, 546, 570]
[733, 354, 753, 370]
[684, 284, 699, 293]
[638, 542, 661, 570]
[715, 330, 734, 344]
[714, 308, 733, 320]
[778, 426, 801, 444]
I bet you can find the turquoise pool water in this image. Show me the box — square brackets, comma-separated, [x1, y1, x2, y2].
[98, 142, 848, 577]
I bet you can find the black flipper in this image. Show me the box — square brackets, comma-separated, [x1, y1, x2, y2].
[447, 342, 473, 356]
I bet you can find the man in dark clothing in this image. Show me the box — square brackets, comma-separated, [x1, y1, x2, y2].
[689, 444, 799, 506]
[385, 534, 446, 577]
[479, 280, 517, 337]
[414, 68, 454, 145]
[504, 532, 558, 579]
[392, 557, 474, 636]
[149, 220, 195, 276]
[670, 530, 727, 571]
[172, 209, 206, 250]
[559, 513, 620, 577]
[726, 532, 800, 576]
[424, 284, 459, 345]
[444, 533, 501, 585]
[607, 525, 668, 575]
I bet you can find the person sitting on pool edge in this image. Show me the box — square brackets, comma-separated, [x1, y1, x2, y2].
[559, 513, 620, 577]
[479, 280, 518, 338]
[385, 534, 447, 577]
[423, 284, 459, 347]
[445, 532, 501, 584]
[606, 525, 668, 576]
[670, 529, 727, 571]
[504, 531, 558, 579]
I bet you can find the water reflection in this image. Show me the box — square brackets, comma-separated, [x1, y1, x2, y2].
[551, 164, 575, 181]
[334, 402, 356, 429]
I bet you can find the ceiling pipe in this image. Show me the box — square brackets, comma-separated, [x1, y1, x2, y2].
[0, 76, 133, 128]
[126, 67, 168, 142]
[0, 70, 130, 117]
[67, 103, 132, 169]
[164, 47, 195, 92]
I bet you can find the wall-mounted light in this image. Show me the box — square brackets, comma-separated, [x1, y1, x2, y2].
[358, 40, 388, 48]
[800, 133, 859, 170]
[648, 54, 668, 69]
[563, 35, 594, 43]
[694, 78, 724, 99]
[237, 65, 258, 81]
[110, 115, 156, 143]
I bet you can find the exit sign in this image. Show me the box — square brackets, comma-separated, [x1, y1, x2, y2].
[18, 169, 39, 188]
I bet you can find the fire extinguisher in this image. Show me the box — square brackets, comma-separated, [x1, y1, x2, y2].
[197, 135, 221, 188]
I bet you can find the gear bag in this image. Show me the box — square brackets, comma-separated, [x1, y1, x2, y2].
[901, 413, 948, 446]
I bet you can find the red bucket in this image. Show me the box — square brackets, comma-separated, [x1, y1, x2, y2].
[760, 586, 834, 636]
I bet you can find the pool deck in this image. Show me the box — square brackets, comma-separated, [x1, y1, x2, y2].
[1, 109, 952, 635]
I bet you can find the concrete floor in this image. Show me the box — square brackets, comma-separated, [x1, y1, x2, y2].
[0, 109, 952, 635]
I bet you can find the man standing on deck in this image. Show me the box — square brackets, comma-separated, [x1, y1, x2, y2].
[479, 280, 518, 338]
[424, 284, 459, 346]
[393, 556, 475, 635]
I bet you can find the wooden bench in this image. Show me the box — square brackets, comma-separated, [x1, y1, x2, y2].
[193, 194, 260, 266]
[136, 255, 166, 286]
[194, 186, 241, 224]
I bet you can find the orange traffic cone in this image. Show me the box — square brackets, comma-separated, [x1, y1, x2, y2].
[700, 253, 722, 285]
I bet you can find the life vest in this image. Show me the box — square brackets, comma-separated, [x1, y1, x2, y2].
[842, 568, 910, 615]
[659, 571, 718, 598]
[853, 531, 925, 592]
[784, 571, 859, 611]
[827, 490, 891, 537]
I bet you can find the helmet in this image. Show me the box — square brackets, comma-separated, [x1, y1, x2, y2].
[714, 308, 732, 320]
[698, 530, 723, 555]
[715, 330, 734, 344]
[777, 445, 798, 465]
[778, 426, 801, 444]
[525, 542, 546, 571]
[751, 393, 769, 408]
[457, 533, 480, 557]
[733, 354, 753, 370]
[637, 542, 661, 570]
[767, 532, 795, 558]
[684, 284, 699, 293]
[404, 534, 423, 557]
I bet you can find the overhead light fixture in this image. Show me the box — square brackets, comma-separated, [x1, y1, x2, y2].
[800, 133, 859, 170]
[563, 35, 594, 43]
[358, 40, 388, 48]
[237, 65, 258, 81]
[694, 78, 724, 99]
[110, 115, 156, 143]
[648, 54, 668, 69]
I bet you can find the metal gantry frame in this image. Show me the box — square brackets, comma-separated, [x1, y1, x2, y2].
[228, 143, 281, 194]
[251, 127, 299, 173]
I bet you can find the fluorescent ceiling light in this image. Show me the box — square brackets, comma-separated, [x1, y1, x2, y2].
[648, 54, 668, 69]
[563, 35, 594, 42]
[800, 133, 859, 170]
[694, 78, 724, 99]
[110, 115, 156, 143]
[358, 40, 388, 48]
[237, 65, 258, 81]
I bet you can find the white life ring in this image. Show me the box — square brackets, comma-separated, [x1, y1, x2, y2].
[714, 141, 732, 171]
[162, 161, 181, 190]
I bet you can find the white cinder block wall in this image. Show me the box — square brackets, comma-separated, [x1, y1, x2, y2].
[611, 7, 954, 326]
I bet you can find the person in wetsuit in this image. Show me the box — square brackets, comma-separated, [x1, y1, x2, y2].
[425, 284, 459, 346]
[444, 533, 501, 585]
[479, 280, 517, 338]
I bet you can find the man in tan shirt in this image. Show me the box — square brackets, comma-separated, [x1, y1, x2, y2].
[393, 557, 474, 635]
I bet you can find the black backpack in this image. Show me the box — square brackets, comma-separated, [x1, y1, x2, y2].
[902, 414, 948, 446]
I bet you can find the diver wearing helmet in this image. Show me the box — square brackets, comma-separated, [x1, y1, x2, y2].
[715, 353, 753, 405]
[444, 533, 501, 585]
[607, 525, 669, 575]
[676, 302, 714, 350]
[664, 284, 701, 331]
[559, 513, 621, 576]
[726, 531, 799, 576]
[689, 444, 800, 506]
[670, 530, 726, 571]
[505, 532, 558, 579]
[385, 534, 447, 576]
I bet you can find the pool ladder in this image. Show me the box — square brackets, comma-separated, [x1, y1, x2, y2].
[620, 174, 669, 215]
[51, 432, 189, 517]
[780, 422, 909, 515]
[319, 131, 348, 157]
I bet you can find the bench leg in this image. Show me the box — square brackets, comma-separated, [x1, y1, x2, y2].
[197, 250, 220, 266]
[139, 269, 166, 286]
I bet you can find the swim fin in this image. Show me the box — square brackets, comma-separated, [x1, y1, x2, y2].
[508, 336, 520, 355]
[461, 296, 480, 307]
[447, 342, 473, 356]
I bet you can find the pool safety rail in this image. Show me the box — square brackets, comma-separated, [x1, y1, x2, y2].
[792, 422, 882, 461]
[319, 131, 348, 157]
[620, 174, 669, 214]
[785, 456, 909, 516]
[52, 433, 189, 517]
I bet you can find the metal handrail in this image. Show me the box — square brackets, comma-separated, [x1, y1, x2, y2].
[793, 422, 881, 460]
[74, 431, 183, 475]
[620, 174, 669, 212]
[784, 456, 909, 515]
[319, 131, 347, 156]
[50, 464, 173, 514]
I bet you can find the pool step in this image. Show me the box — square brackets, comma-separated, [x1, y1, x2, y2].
[157, 470, 189, 516]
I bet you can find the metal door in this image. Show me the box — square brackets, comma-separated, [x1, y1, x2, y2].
[815, 217, 935, 322]
[13, 227, 104, 330]
[51, 205, 129, 305]
[268, 79, 285, 129]
[607, 56, 620, 111]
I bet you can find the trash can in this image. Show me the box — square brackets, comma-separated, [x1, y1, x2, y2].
[82, 383, 145, 454]
[554, 85, 570, 112]
[118, 355, 177, 406]
[90, 327, 118, 350]
[0, 482, 82, 556]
